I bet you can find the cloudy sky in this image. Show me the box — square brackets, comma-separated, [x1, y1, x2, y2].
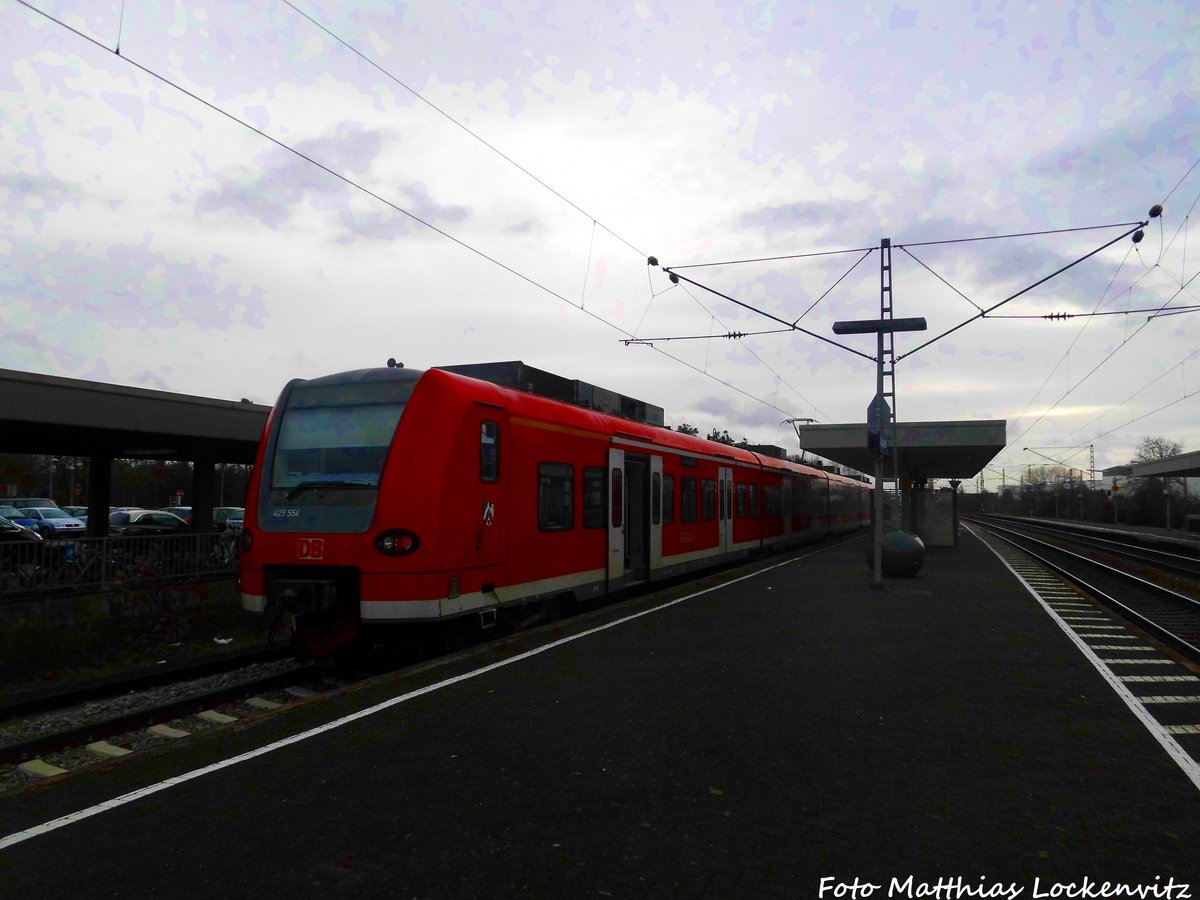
[3, 0, 1198, 486]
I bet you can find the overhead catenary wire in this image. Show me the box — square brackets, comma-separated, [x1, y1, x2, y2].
[896, 221, 1148, 362]
[1007, 266, 1200, 450]
[894, 221, 1146, 249]
[17, 0, 815, 427]
[659, 267, 874, 363]
[268, 0, 848, 426]
[1056, 348, 1200, 445]
[988, 304, 1200, 320]
[1003, 189, 1200, 457]
[20, 2, 1200, 450]
[277, 0, 650, 262]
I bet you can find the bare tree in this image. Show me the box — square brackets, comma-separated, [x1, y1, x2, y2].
[1129, 436, 1185, 527]
[1132, 436, 1184, 463]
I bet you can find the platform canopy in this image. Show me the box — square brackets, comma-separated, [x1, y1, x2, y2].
[1131, 449, 1200, 478]
[795, 420, 1007, 483]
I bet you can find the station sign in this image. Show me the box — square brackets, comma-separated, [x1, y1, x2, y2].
[867, 394, 891, 430]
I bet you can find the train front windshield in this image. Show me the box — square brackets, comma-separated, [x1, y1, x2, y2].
[261, 373, 417, 531]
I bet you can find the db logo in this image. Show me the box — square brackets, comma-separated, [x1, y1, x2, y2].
[298, 537, 325, 560]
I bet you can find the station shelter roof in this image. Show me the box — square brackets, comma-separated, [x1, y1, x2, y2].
[1130, 450, 1200, 478]
[794, 420, 1007, 484]
[0, 367, 270, 462]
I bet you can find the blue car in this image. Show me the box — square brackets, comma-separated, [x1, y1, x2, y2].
[19, 507, 86, 539]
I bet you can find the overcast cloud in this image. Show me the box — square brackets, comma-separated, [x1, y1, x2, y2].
[1, 0, 1197, 485]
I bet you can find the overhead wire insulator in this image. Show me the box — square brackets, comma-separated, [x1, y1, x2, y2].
[1149, 205, 1163, 218]
[1132, 230, 1145, 243]
[647, 256, 659, 266]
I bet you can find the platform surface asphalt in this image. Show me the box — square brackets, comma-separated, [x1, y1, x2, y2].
[2, 528, 1199, 898]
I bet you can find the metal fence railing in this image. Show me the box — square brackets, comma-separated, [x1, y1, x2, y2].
[0, 530, 241, 599]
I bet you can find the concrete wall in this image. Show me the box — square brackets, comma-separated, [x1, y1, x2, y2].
[0, 578, 256, 681]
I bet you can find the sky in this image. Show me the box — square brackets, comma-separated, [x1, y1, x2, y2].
[2, 0, 1198, 488]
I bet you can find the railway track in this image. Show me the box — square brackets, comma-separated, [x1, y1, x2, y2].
[966, 516, 1200, 663]
[0, 651, 349, 791]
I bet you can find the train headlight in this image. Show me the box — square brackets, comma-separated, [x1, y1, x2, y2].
[375, 529, 420, 556]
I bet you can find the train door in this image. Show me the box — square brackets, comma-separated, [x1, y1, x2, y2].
[607, 448, 625, 587]
[473, 407, 507, 566]
[719, 466, 733, 553]
[649, 455, 663, 573]
[781, 474, 793, 539]
[607, 448, 651, 588]
[625, 454, 650, 583]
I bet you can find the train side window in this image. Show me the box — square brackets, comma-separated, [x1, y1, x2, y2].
[652, 472, 661, 525]
[748, 484, 759, 517]
[480, 421, 500, 482]
[662, 475, 675, 524]
[764, 485, 780, 517]
[680, 476, 697, 522]
[701, 479, 716, 521]
[736, 483, 746, 518]
[538, 462, 574, 531]
[583, 466, 605, 529]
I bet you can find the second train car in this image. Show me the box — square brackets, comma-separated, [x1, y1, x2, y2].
[239, 364, 871, 654]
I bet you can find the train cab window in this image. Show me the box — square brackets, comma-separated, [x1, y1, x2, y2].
[736, 484, 746, 518]
[662, 475, 675, 524]
[480, 421, 500, 482]
[701, 479, 716, 521]
[538, 463, 574, 531]
[680, 476, 697, 523]
[583, 466, 605, 529]
[652, 472, 661, 525]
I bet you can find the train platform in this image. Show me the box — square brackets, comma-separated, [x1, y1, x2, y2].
[993, 513, 1200, 547]
[1, 528, 1199, 897]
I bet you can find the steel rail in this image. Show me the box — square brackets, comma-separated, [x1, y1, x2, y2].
[971, 518, 1200, 662]
[972, 516, 1200, 579]
[0, 663, 325, 768]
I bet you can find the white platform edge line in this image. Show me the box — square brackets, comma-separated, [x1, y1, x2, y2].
[965, 523, 1200, 793]
[0, 540, 844, 852]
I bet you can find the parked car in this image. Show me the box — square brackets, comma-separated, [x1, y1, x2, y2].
[162, 506, 192, 525]
[0, 516, 42, 542]
[62, 505, 88, 518]
[9, 497, 60, 511]
[223, 508, 244, 530]
[0, 505, 39, 531]
[106, 510, 145, 534]
[112, 509, 189, 536]
[156, 506, 244, 530]
[18, 507, 86, 538]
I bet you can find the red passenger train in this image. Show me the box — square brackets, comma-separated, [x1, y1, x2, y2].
[239, 364, 871, 654]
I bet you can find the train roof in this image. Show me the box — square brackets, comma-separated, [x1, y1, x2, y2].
[436, 360, 664, 426]
[424, 367, 866, 485]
